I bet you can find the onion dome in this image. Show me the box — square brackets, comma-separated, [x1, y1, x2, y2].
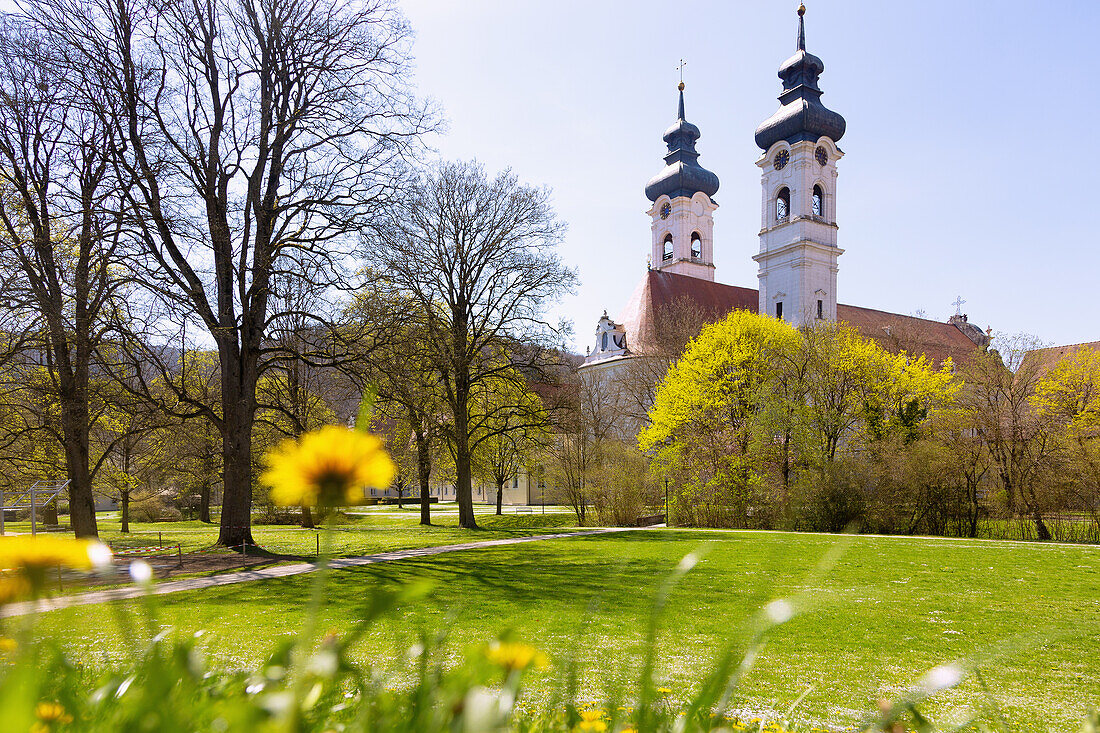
[644, 83, 720, 202]
[754, 4, 846, 150]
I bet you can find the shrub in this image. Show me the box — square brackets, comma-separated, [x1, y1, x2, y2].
[589, 442, 661, 526]
[790, 460, 870, 533]
[128, 498, 182, 524]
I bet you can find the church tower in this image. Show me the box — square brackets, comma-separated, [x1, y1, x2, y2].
[644, 83, 720, 281]
[754, 4, 846, 325]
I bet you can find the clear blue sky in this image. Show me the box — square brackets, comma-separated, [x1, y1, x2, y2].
[401, 0, 1099, 354]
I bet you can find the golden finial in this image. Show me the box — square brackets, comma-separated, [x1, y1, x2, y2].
[798, 3, 806, 16]
[678, 81, 685, 91]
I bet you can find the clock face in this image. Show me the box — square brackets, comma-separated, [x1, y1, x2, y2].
[773, 150, 790, 170]
[815, 146, 828, 166]
[660, 202, 671, 220]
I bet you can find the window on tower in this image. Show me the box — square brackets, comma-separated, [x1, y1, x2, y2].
[690, 232, 702, 259]
[776, 302, 784, 320]
[662, 234, 673, 262]
[776, 188, 790, 223]
[817, 299, 824, 319]
[812, 185, 824, 218]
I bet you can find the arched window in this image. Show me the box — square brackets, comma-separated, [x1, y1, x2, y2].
[690, 231, 702, 259]
[662, 234, 673, 262]
[776, 188, 790, 222]
[601, 332, 608, 351]
[812, 185, 824, 218]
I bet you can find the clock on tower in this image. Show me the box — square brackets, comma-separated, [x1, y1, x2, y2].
[752, 3, 846, 326]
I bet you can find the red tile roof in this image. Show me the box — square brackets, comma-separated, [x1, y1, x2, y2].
[1021, 341, 1100, 375]
[617, 270, 984, 365]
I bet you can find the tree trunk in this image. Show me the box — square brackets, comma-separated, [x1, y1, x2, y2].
[121, 489, 130, 533]
[217, 396, 256, 548]
[967, 482, 980, 538]
[1033, 511, 1051, 541]
[43, 500, 59, 527]
[199, 426, 214, 523]
[397, 481, 404, 510]
[415, 427, 432, 526]
[60, 396, 98, 538]
[200, 478, 212, 523]
[455, 448, 476, 529]
[496, 478, 504, 515]
[453, 382, 478, 529]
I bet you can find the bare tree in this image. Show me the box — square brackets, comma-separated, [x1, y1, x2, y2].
[258, 266, 350, 528]
[959, 334, 1058, 540]
[546, 367, 621, 525]
[372, 161, 575, 529]
[18, 0, 435, 546]
[618, 296, 716, 432]
[0, 18, 125, 537]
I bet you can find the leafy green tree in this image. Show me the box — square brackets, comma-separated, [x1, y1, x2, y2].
[639, 311, 802, 524]
[346, 289, 444, 525]
[1035, 345, 1100, 525]
[641, 312, 957, 528]
[470, 375, 547, 515]
[95, 397, 174, 533]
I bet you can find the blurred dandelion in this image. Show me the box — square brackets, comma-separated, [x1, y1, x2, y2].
[261, 425, 395, 508]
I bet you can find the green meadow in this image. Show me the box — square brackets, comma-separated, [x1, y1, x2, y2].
[3, 505, 579, 557]
[27, 525, 1100, 730]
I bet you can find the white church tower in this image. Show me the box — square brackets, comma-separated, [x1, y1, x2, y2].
[643, 82, 720, 281]
[753, 4, 847, 325]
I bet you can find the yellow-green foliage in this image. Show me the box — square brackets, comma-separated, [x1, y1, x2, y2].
[639, 312, 958, 523]
[1034, 346, 1100, 496]
[1034, 346, 1100, 434]
[640, 310, 800, 455]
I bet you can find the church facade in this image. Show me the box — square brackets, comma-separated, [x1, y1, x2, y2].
[581, 5, 990, 381]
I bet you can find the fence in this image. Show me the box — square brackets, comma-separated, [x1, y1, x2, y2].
[0, 481, 70, 536]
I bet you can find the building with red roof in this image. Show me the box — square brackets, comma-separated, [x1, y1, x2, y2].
[581, 5, 990, 381]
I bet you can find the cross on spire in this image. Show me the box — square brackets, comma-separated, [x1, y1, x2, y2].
[797, 4, 807, 51]
[951, 296, 966, 316]
[676, 59, 687, 85]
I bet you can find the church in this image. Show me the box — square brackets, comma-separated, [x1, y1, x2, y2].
[580, 5, 991, 380]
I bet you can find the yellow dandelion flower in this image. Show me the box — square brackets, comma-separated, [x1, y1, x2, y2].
[576, 722, 607, 733]
[0, 537, 111, 573]
[656, 687, 672, 695]
[260, 425, 395, 508]
[0, 637, 16, 653]
[35, 701, 73, 723]
[483, 641, 549, 672]
[580, 709, 605, 721]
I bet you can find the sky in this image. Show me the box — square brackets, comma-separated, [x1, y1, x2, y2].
[399, 0, 1100, 354]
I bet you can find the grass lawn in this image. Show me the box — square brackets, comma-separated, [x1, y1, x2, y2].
[3, 504, 579, 558]
[25, 528, 1100, 730]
